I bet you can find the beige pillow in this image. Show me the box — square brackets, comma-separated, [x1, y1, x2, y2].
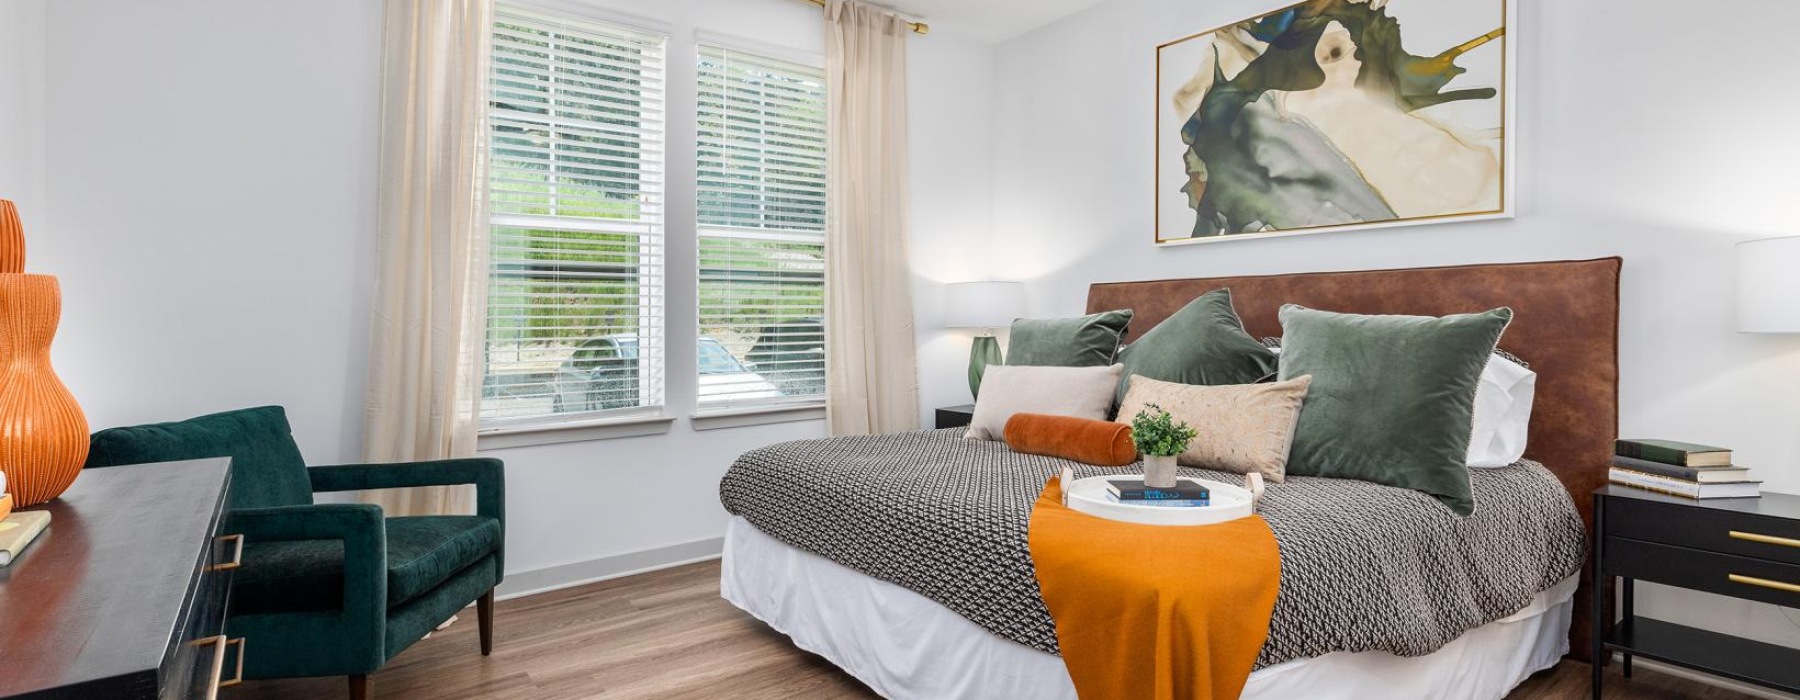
[1116, 374, 1312, 482]
[966, 364, 1124, 441]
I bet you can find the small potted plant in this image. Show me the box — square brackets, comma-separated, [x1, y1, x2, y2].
[1131, 404, 1197, 488]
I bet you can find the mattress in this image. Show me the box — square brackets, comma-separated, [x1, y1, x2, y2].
[719, 428, 1586, 668]
[724, 516, 1578, 700]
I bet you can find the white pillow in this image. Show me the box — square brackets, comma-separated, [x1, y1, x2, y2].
[1271, 346, 1536, 467]
[965, 364, 1124, 441]
[1467, 353, 1536, 468]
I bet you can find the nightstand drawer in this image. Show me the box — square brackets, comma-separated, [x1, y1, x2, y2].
[1605, 496, 1800, 566]
[1606, 536, 1800, 607]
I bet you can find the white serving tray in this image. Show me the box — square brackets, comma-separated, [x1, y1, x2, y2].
[1064, 473, 1262, 526]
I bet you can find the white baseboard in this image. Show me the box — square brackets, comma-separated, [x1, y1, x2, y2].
[496, 537, 724, 600]
[1616, 654, 1800, 700]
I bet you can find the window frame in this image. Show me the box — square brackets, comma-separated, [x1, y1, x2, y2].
[692, 39, 831, 416]
[478, 2, 675, 436]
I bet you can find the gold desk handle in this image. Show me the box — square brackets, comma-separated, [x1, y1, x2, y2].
[1728, 573, 1800, 594]
[207, 534, 244, 573]
[191, 633, 246, 698]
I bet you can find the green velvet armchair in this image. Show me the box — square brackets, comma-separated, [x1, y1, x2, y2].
[85, 406, 504, 700]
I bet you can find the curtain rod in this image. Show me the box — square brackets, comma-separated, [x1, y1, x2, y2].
[797, 0, 930, 35]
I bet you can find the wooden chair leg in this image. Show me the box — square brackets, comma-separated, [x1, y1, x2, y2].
[478, 588, 495, 656]
[349, 674, 371, 700]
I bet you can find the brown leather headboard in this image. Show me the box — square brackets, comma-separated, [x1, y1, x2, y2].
[1087, 257, 1621, 660]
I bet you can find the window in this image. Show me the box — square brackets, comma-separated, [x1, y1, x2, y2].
[482, 6, 668, 425]
[695, 45, 828, 410]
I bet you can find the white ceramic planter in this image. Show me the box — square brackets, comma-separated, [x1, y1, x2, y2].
[1143, 454, 1179, 488]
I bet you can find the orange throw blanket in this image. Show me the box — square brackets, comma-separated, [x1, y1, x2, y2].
[1028, 476, 1281, 700]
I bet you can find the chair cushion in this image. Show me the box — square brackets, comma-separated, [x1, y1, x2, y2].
[86, 406, 313, 509]
[233, 515, 503, 615]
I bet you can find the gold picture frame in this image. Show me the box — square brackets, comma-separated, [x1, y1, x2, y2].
[1154, 0, 1515, 246]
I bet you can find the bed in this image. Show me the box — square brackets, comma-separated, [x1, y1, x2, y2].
[719, 258, 1622, 699]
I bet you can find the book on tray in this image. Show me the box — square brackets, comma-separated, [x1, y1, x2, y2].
[1104, 494, 1211, 507]
[1107, 478, 1209, 507]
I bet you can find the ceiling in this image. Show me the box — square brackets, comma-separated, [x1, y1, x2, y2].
[890, 0, 1110, 43]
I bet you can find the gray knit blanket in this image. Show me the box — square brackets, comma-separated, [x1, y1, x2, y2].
[719, 429, 1585, 669]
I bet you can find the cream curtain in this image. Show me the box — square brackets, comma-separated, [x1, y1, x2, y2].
[362, 0, 493, 516]
[823, 0, 919, 435]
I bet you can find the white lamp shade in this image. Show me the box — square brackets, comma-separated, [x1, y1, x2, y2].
[1738, 236, 1800, 333]
[944, 281, 1025, 329]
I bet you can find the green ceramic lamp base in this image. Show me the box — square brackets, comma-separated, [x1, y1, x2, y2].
[968, 334, 1003, 399]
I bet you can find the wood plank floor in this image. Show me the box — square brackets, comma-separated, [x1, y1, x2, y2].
[225, 560, 1756, 700]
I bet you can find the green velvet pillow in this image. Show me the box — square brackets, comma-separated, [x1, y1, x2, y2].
[1006, 309, 1132, 367]
[1116, 289, 1276, 401]
[1277, 305, 1513, 516]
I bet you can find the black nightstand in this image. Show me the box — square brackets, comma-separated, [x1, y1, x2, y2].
[935, 404, 974, 429]
[1593, 485, 1800, 698]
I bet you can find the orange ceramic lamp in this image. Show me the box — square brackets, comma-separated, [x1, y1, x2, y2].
[0, 200, 87, 506]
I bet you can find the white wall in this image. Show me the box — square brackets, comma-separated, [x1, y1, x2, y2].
[31, 0, 382, 464]
[3, 0, 996, 589]
[984, 0, 1800, 651]
[0, 1, 46, 234]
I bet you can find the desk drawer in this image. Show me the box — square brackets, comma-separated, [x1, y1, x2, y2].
[1606, 536, 1800, 607]
[1606, 496, 1800, 566]
[165, 533, 243, 700]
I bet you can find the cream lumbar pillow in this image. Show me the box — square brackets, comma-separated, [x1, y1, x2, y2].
[966, 364, 1124, 441]
[1116, 374, 1312, 482]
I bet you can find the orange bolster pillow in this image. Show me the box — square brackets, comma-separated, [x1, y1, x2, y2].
[1004, 413, 1138, 467]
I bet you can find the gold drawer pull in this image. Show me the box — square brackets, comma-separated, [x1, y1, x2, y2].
[222, 637, 246, 688]
[1729, 530, 1800, 549]
[206, 534, 244, 572]
[189, 633, 246, 698]
[1728, 573, 1800, 594]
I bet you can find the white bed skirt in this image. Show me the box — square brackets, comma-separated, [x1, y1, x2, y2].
[721, 516, 1577, 700]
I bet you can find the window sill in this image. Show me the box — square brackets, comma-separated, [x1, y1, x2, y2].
[690, 403, 827, 431]
[477, 413, 676, 450]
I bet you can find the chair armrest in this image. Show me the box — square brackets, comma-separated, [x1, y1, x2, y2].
[224, 504, 387, 651]
[307, 458, 504, 524]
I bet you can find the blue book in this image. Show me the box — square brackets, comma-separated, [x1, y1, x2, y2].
[1105, 493, 1209, 507]
[1107, 478, 1209, 502]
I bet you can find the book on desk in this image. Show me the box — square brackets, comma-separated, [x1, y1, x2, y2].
[1609, 439, 1759, 500]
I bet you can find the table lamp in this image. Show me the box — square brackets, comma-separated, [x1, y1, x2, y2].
[1738, 236, 1800, 333]
[945, 281, 1025, 398]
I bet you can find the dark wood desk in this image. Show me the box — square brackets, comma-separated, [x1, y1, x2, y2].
[0, 459, 237, 700]
[1593, 485, 1800, 698]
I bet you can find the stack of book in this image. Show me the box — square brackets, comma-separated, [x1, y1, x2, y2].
[1610, 439, 1761, 499]
[1106, 478, 1211, 507]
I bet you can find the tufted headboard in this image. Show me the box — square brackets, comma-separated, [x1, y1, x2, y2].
[1087, 257, 1622, 660]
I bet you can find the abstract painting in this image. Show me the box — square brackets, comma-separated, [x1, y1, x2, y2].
[1155, 0, 1513, 245]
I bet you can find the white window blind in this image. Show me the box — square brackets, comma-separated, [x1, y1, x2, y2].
[695, 45, 827, 409]
[482, 6, 667, 425]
